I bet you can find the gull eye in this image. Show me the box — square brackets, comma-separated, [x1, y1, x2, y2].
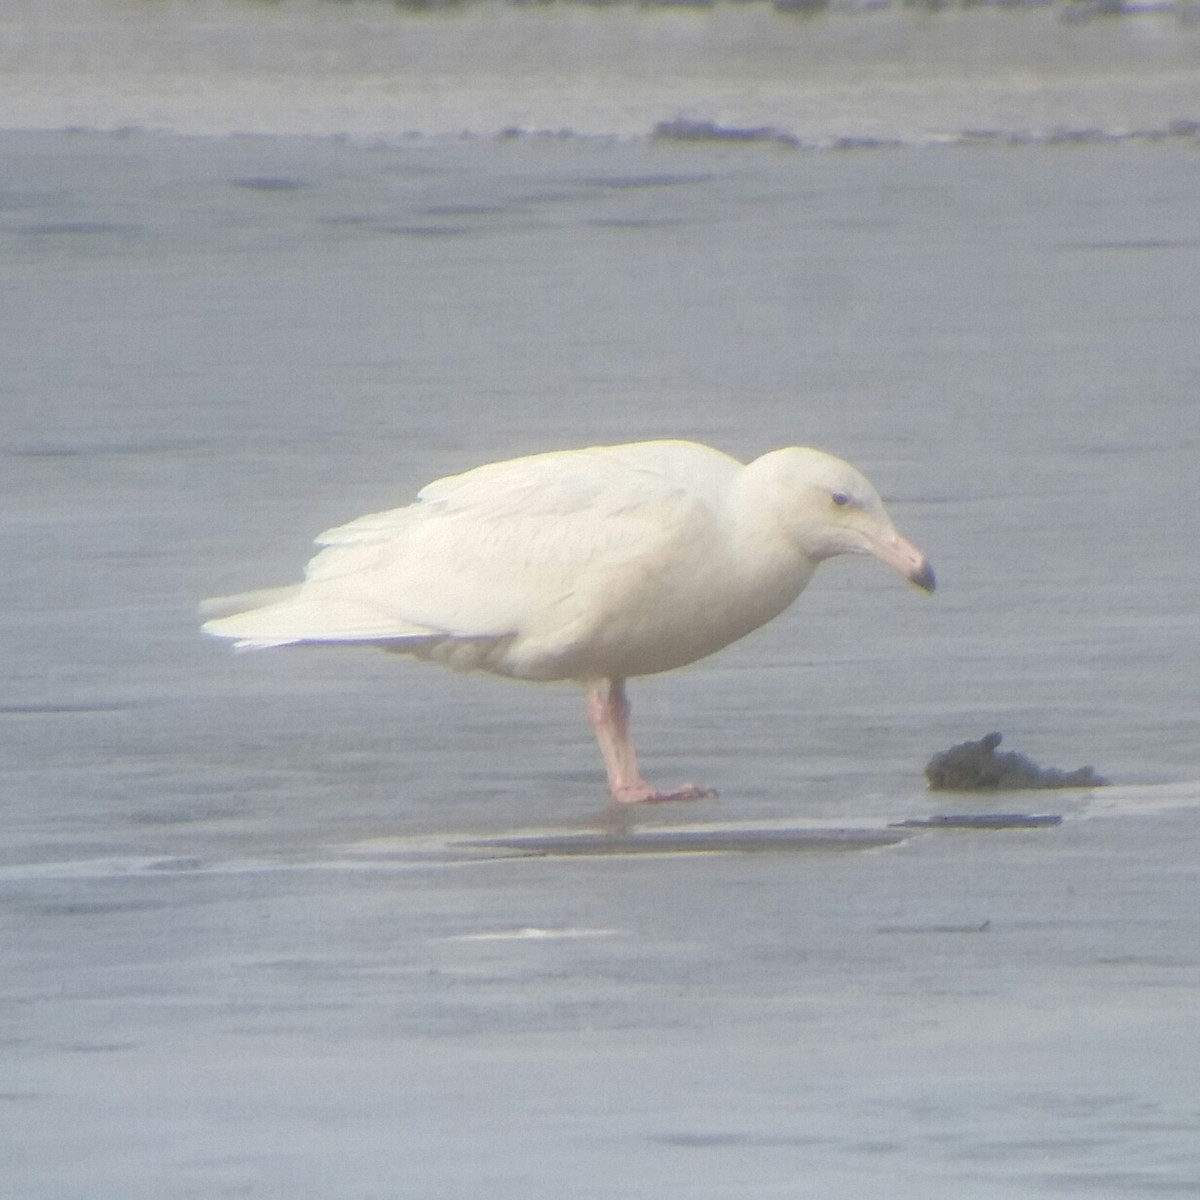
[831, 491, 851, 507]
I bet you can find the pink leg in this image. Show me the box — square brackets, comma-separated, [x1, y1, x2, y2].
[584, 678, 716, 804]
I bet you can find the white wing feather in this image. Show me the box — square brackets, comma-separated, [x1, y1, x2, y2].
[202, 441, 741, 657]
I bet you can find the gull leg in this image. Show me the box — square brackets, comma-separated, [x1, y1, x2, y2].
[584, 678, 716, 804]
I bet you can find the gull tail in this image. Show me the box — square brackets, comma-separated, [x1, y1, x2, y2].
[200, 585, 432, 650]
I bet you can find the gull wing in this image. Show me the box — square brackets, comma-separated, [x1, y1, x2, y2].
[203, 441, 739, 649]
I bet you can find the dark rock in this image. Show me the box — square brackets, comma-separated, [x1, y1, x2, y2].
[925, 732, 1108, 792]
[652, 118, 800, 147]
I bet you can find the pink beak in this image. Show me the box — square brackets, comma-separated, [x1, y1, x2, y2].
[864, 530, 936, 593]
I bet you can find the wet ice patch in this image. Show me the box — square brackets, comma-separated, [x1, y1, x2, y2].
[443, 927, 626, 942]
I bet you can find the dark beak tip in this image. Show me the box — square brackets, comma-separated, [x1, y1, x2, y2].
[912, 561, 936, 593]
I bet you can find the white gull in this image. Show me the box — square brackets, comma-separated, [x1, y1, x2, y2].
[202, 439, 934, 803]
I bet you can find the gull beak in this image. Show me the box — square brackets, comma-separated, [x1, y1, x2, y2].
[864, 530, 936, 593]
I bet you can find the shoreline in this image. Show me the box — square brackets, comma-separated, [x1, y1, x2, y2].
[2, 3, 1198, 142]
[2, 73, 1199, 145]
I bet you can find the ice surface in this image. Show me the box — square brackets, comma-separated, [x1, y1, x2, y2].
[2, 128, 1199, 1197]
